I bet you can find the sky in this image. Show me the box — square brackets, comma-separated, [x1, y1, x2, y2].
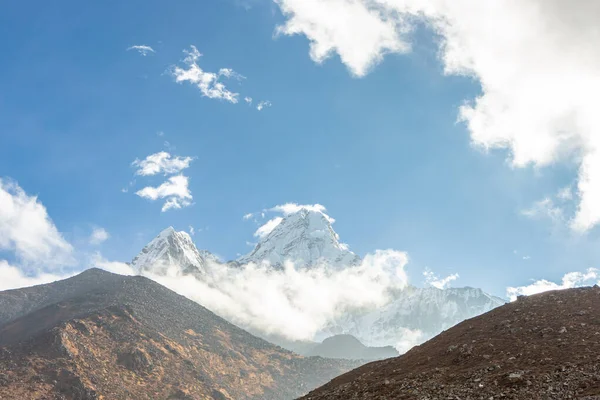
[1, 0, 600, 299]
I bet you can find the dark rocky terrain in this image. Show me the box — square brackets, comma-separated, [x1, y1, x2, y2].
[300, 286, 600, 399]
[0, 268, 359, 400]
[307, 335, 398, 361]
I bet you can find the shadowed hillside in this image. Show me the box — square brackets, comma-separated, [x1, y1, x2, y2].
[0, 269, 359, 400]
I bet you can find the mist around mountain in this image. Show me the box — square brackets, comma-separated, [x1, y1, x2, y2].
[127, 206, 506, 356]
[0, 269, 359, 399]
[306, 335, 398, 361]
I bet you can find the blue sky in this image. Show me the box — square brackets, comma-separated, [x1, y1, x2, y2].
[1, 0, 600, 298]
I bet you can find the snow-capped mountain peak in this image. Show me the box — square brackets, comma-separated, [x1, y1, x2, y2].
[131, 227, 217, 277]
[238, 208, 361, 268]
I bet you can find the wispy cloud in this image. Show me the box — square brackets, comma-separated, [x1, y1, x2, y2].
[423, 268, 459, 289]
[132, 151, 193, 176]
[135, 175, 193, 212]
[521, 198, 564, 224]
[257, 100, 272, 111]
[89, 227, 110, 245]
[507, 268, 599, 301]
[170, 46, 243, 103]
[270, 203, 333, 221]
[254, 217, 283, 238]
[127, 45, 155, 56]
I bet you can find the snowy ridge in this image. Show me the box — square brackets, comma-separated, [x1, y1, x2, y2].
[237, 208, 361, 268]
[131, 227, 218, 277]
[321, 285, 506, 351]
[129, 210, 505, 353]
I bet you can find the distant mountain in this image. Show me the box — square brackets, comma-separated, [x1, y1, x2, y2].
[130, 227, 219, 277]
[256, 334, 398, 361]
[323, 286, 506, 349]
[0, 269, 359, 400]
[237, 209, 361, 268]
[300, 287, 600, 399]
[128, 217, 505, 354]
[307, 335, 398, 361]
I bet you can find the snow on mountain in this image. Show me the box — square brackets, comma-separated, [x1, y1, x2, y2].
[130, 227, 219, 278]
[128, 212, 505, 354]
[237, 208, 361, 268]
[321, 285, 506, 352]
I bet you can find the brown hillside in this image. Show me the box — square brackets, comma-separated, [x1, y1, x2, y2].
[0, 269, 359, 400]
[300, 286, 600, 400]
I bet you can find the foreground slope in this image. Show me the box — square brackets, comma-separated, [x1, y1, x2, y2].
[0, 269, 359, 400]
[301, 286, 600, 399]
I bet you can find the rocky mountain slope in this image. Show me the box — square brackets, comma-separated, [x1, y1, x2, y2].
[0, 269, 359, 400]
[300, 286, 600, 399]
[237, 209, 361, 268]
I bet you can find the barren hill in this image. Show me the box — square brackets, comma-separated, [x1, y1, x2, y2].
[301, 286, 600, 400]
[0, 269, 359, 400]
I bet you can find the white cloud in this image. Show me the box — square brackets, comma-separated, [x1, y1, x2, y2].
[0, 260, 73, 291]
[269, 203, 335, 223]
[274, 0, 600, 233]
[522, 255, 531, 260]
[132, 151, 193, 176]
[254, 217, 283, 238]
[270, 202, 327, 215]
[257, 100, 272, 111]
[274, 0, 409, 77]
[146, 249, 409, 342]
[189, 226, 195, 236]
[521, 198, 564, 223]
[89, 227, 110, 245]
[423, 268, 459, 289]
[507, 268, 599, 301]
[557, 186, 574, 201]
[127, 45, 155, 56]
[251, 203, 336, 239]
[244, 97, 253, 105]
[170, 46, 243, 103]
[135, 175, 192, 212]
[0, 179, 73, 266]
[90, 253, 136, 276]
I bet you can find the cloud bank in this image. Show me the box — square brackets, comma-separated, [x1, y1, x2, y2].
[506, 268, 599, 301]
[146, 249, 409, 342]
[274, 0, 600, 233]
[0, 178, 73, 267]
